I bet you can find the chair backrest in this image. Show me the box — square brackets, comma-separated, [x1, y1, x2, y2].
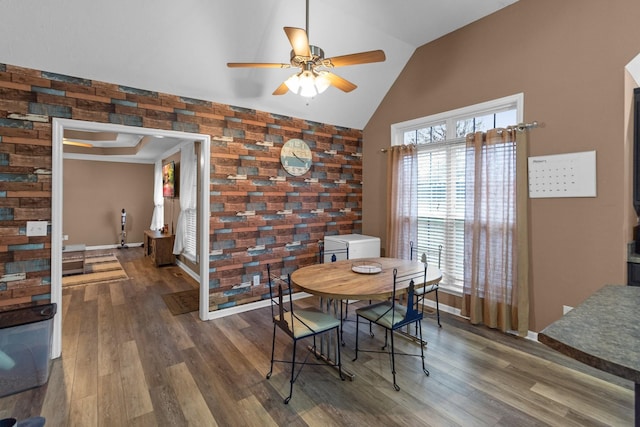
[318, 240, 349, 264]
[368, 265, 427, 329]
[267, 264, 319, 338]
[409, 241, 442, 268]
[389, 267, 427, 328]
[267, 264, 292, 332]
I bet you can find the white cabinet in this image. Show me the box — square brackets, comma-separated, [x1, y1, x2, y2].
[323, 234, 380, 262]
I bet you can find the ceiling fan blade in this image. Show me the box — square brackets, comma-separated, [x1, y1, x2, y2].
[325, 50, 386, 67]
[324, 72, 357, 93]
[273, 82, 290, 96]
[227, 62, 290, 69]
[284, 27, 311, 58]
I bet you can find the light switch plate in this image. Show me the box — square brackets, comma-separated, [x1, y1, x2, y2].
[26, 221, 48, 237]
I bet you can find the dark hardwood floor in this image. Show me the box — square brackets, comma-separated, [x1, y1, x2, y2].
[0, 247, 634, 426]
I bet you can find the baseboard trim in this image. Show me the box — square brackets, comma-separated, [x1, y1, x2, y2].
[206, 292, 313, 320]
[86, 242, 143, 251]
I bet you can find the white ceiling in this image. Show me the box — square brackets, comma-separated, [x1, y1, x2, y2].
[62, 131, 186, 163]
[0, 0, 518, 133]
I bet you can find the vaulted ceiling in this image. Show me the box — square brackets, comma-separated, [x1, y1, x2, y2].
[0, 0, 519, 131]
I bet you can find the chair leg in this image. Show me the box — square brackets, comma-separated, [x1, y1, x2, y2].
[368, 300, 374, 336]
[313, 335, 319, 359]
[285, 339, 297, 404]
[417, 291, 442, 328]
[368, 311, 374, 337]
[418, 320, 429, 376]
[435, 289, 441, 327]
[390, 329, 399, 391]
[353, 315, 360, 361]
[336, 328, 345, 380]
[415, 295, 423, 335]
[340, 301, 345, 346]
[266, 323, 276, 379]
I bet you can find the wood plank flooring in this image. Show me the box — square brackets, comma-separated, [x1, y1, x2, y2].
[0, 248, 634, 426]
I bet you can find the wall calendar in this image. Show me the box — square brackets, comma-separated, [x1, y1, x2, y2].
[527, 150, 596, 198]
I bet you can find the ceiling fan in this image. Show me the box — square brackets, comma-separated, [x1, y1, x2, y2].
[227, 0, 385, 97]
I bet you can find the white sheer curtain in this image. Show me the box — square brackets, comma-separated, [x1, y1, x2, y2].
[385, 144, 418, 259]
[173, 142, 197, 255]
[150, 159, 164, 231]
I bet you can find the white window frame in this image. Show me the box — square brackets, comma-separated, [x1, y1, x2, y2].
[391, 94, 524, 144]
[390, 93, 524, 295]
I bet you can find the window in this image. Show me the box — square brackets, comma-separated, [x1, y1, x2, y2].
[184, 208, 197, 261]
[183, 148, 198, 262]
[391, 94, 523, 293]
[170, 143, 199, 263]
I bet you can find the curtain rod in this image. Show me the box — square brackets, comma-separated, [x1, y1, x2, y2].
[508, 121, 540, 132]
[380, 121, 541, 152]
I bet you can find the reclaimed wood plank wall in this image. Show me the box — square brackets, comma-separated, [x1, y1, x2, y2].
[0, 63, 363, 312]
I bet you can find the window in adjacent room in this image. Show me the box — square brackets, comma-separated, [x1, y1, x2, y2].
[391, 94, 523, 294]
[184, 208, 197, 261]
[183, 156, 198, 262]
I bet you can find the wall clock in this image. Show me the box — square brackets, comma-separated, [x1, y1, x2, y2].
[280, 138, 312, 176]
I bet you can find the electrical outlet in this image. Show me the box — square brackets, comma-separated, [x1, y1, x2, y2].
[26, 221, 47, 237]
[253, 275, 260, 286]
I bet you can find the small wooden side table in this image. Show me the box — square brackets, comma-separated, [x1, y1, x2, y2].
[143, 230, 175, 267]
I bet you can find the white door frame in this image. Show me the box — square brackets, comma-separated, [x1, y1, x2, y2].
[51, 118, 210, 358]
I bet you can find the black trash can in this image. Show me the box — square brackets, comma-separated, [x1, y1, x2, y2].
[0, 304, 56, 397]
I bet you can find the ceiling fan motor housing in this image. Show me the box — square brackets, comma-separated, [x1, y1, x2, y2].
[290, 45, 325, 68]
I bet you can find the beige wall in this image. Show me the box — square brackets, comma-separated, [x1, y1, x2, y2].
[63, 159, 154, 247]
[363, 0, 640, 331]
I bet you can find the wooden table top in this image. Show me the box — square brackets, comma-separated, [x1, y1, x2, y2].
[290, 257, 442, 300]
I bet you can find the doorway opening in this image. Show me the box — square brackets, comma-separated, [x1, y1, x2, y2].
[51, 118, 210, 358]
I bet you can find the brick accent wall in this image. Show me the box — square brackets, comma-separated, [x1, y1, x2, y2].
[0, 63, 363, 312]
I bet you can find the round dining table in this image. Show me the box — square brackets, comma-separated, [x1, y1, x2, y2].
[289, 257, 442, 380]
[290, 257, 442, 300]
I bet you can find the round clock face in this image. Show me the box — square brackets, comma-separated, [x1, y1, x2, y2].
[280, 138, 312, 176]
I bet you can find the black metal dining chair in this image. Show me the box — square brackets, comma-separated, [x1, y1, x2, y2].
[410, 241, 441, 327]
[318, 239, 351, 343]
[353, 266, 429, 391]
[265, 264, 344, 404]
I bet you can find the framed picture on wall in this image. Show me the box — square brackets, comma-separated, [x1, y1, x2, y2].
[162, 161, 176, 198]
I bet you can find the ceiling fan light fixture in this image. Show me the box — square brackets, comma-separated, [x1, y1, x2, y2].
[298, 70, 318, 98]
[285, 69, 330, 98]
[285, 73, 301, 93]
[315, 71, 330, 94]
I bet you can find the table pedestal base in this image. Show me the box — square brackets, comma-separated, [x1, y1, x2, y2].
[397, 328, 428, 347]
[307, 345, 355, 381]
